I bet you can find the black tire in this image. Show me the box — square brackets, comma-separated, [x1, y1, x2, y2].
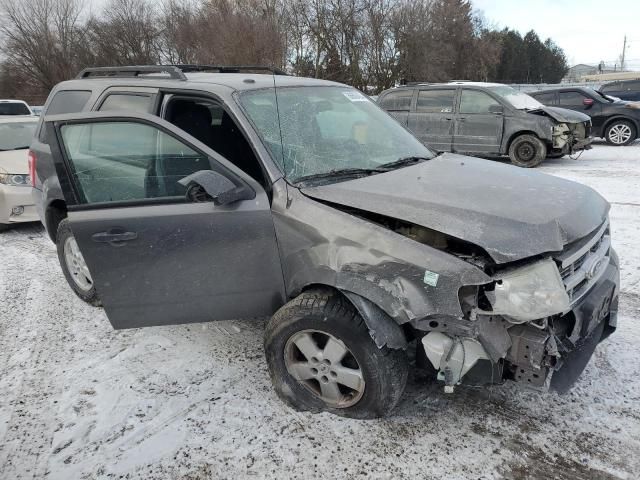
[264, 288, 408, 419]
[56, 219, 101, 306]
[508, 134, 547, 167]
[604, 120, 636, 146]
[0, 224, 10, 232]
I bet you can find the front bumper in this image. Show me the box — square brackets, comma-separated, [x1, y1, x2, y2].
[0, 184, 40, 225]
[507, 249, 620, 392]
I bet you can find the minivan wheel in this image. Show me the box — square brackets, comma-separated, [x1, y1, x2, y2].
[508, 134, 547, 167]
[56, 219, 101, 306]
[605, 120, 636, 146]
[264, 289, 408, 419]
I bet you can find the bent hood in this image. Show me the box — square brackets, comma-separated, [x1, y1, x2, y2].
[0, 149, 28, 174]
[527, 106, 591, 123]
[301, 154, 609, 264]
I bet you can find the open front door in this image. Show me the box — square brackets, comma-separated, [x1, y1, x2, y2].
[45, 111, 285, 329]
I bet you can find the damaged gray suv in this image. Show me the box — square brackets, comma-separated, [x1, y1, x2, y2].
[30, 66, 619, 418]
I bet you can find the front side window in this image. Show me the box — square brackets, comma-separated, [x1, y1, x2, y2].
[60, 121, 211, 204]
[559, 91, 588, 107]
[238, 86, 434, 183]
[532, 92, 556, 105]
[459, 90, 501, 114]
[416, 90, 456, 113]
[0, 121, 38, 151]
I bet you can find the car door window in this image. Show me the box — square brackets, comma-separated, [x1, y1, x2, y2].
[559, 91, 588, 107]
[416, 90, 455, 113]
[459, 90, 501, 114]
[532, 92, 556, 105]
[379, 90, 413, 111]
[60, 121, 211, 204]
[99, 94, 152, 113]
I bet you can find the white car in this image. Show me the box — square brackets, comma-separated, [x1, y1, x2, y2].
[0, 99, 34, 116]
[0, 116, 39, 231]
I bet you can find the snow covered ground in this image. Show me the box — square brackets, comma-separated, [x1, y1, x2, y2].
[1, 140, 639, 479]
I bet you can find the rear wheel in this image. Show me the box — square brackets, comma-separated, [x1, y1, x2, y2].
[508, 134, 547, 167]
[56, 219, 101, 306]
[264, 289, 408, 419]
[604, 120, 636, 146]
[0, 224, 9, 232]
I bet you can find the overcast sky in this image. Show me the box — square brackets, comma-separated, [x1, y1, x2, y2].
[87, 0, 640, 70]
[473, 0, 640, 69]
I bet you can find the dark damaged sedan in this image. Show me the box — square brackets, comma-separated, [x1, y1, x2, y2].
[31, 66, 619, 418]
[378, 82, 592, 167]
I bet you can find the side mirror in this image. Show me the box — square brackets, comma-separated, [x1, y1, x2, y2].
[583, 98, 594, 108]
[178, 170, 253, 205]
[488, 104, 504, 114]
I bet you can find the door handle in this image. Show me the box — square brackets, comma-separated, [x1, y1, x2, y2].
[92, 229, 138, 245]
[458, 117, 467, 122]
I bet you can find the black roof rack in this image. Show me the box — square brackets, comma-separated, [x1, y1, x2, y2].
[76, 65, 187, 80]
[76, 64, 288, 80]
[173, 65, 288, 76]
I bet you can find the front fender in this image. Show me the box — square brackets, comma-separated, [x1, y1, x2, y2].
[272, 184, 491, 325]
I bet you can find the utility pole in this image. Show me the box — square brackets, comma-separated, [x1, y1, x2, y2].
[621, 35, 627, 71]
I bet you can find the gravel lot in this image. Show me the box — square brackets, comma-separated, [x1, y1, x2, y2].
[1, 141, 639, 479]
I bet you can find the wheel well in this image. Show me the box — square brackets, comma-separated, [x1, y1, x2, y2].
[45, 200, 67, 243]
[603, 117, 638, 136]
[506, 131, 544, 152]
[299, 284, 408, 350]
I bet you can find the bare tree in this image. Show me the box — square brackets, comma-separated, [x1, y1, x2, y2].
[0, 0, 88, 91]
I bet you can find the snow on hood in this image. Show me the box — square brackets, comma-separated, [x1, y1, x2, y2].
[301, 154, 609, 264]
[0, 149, 29, 174]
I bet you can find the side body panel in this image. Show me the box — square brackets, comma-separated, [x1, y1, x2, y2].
[271, 180, 490, 324]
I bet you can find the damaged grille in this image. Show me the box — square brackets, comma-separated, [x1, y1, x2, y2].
[555, 220, 610, 305]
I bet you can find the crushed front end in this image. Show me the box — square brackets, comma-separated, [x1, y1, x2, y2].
[551, 119, 593, 156]
[419, 220, 619, 393]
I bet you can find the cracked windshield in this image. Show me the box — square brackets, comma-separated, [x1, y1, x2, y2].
[239, 86, 434, 184]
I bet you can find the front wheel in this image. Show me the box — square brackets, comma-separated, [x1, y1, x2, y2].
[56, 219, 101, 306]
[264, 289, 408, 419]
[508, 134, 547, 167]
[605, 120, 636, 146]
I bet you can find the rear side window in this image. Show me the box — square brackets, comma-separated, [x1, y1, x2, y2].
[39, 90, 92, 142]
[624, 81, 640, 90]
[559, 91, 588, 106]
[0, 102, 30, 115]
[99, 94, 152, 112]
[459, 90, 501, 114]
[379, 90, 413, 111]
[532, 92, 556, 105]
[416, 89, 455, 113]
[45, 90, 92, 115]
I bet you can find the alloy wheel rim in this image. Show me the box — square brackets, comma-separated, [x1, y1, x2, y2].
[64, 236, 93, 292]
[284, 329, 365, 408]
[609, 124, 632, 144]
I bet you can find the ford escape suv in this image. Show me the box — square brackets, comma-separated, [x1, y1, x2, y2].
[378, 82, 592, 167]
[30, 66, 619, 418]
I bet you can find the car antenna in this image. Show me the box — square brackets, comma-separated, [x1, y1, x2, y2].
[272, 70, 287, 175]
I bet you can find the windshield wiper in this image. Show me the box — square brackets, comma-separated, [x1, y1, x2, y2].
[377, 155, 432, 171]
[294, 167, 387, 185]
